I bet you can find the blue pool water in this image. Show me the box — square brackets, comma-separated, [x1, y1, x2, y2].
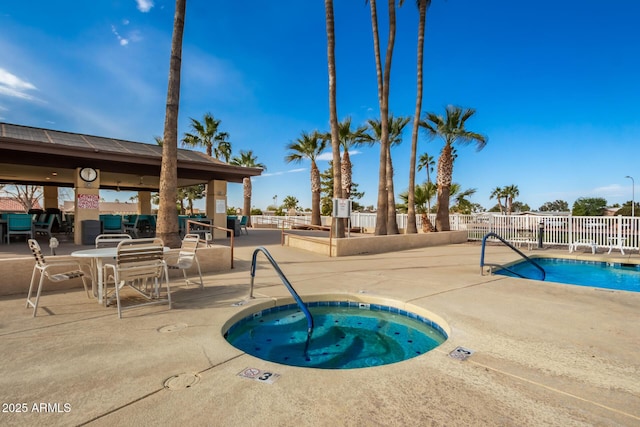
[224, 302, 447, 369]
[495, 258, 640, 292]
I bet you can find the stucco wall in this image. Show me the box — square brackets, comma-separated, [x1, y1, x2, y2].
[284, 231, 468, 257]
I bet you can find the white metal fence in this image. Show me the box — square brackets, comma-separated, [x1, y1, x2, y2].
[252, 213, 639, 252]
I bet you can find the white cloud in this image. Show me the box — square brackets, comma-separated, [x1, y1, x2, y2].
[317, 149, 361, 161]
[0, 68, 37, 100]
[111, 25, 129, 46]
[135, 0, 154, 13]
[259, 168, 306, 178]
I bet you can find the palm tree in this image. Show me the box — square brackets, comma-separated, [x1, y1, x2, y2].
[321, 117, 369, 200]
[182, 113, 232, 161]
[366, 115, 410, 234]
[285, 131, 327, 226]
[490, 186, 505, 214]
[282, 195, 299, 213]
[324, 0, 344, 238]
[406, 0, 432, 234]
[156, 0, 186, 248]
[449, 183, 477, 214]
[503, 184, 520, 215]
[417, 151, 435, 226]
[420, 105, 487, 231]
[399, 181, 436, 232]
[367, 0, 398, 235]
[230, 150, 265, 227]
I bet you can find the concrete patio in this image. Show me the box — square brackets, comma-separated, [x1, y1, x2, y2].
[0, 229, 638, 426]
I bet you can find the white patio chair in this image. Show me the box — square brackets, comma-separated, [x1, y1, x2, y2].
[103, 238, 171, 318]
[26, 239, 90, 317]
[166, 234, 203, 289]
[95, 234, 133, 302]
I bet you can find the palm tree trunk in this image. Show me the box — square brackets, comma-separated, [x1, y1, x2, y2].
[382, 0, 398, 234]
[311, 162, 322, 226]
[435, 143, 453, 231]
[341, 150, 352, 200]
[368, 0, 387, 235]
[386, 144, 399, 234]
[156, 0, 185, 248]
[407, 0, 428, 235]
[243, 177, 252, 226]
[325, 0, 344, 238]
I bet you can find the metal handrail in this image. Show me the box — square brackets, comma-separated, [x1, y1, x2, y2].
[249, 246, 314, 358]
[480, 232, 546, 280]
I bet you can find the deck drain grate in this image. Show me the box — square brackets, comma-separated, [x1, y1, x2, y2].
[157, 323, 188, 333]
[164, 373, 201, 390]
[449, 346, 474, 361]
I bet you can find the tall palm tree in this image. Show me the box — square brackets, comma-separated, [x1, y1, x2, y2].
[366, 115, 410, 234]
[285, 131, 327, 226]
[230, 150, 265, 227]
[325, 0, 344, 238]
[182, 113, 232, 162]
[503, 184, 520, 215]
[406, 0, 432, 234]
[156, 0, 186, 248]
[489, 186, 505, 214]
[367, 0, 398, 235]
[421, 105, 487, 231]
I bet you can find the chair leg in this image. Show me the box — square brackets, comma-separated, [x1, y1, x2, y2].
[25, 267, 39, 309]
[194, 258, 203, 289]
[30, 275, 46, 317]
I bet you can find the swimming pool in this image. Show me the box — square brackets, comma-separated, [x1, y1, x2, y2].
[224, 301, 448, 369]
[495, 258, 640, 292]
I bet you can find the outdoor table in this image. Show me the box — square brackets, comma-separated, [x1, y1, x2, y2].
[71, 246, 169, 304]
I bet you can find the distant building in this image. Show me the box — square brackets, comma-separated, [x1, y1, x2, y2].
[0, 197, 42, 213]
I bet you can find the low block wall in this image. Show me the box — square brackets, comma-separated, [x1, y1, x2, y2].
[285, 231, 468, 257]
[0, 245, 232, 297]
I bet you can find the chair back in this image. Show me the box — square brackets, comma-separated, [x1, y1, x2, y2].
[115, 238, 165, 283]
[95, 233, 132, 248]
[177, 234, 199, 266]
[28, 239, 46, 268]
[101, 215, 123, 232]
[239, 216, 248, 226]
[8, 213, 32, 231]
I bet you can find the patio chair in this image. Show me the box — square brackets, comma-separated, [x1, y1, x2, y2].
[95, 233, 132, 248]
[123, 215, 139, 238]
[239, 215, 249, 235]
[103, 238, 171, 318]
[33, 213, 56, 239]
[100, 215, 124, 234]
[166, 234, 203, 289]
[25, 239, 90, 317]
[6, 213, 34, 244]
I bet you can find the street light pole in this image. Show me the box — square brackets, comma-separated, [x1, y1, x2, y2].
[625, 176, 634, 217]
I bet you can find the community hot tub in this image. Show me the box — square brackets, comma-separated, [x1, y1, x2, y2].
[223, 296, 449, 369]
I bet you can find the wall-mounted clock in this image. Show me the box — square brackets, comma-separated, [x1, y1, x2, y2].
[79, 167, 98, 183]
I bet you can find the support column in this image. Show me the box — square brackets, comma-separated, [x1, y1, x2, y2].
[42, 186, 58, 211]
[138, 191, 152, 214]
[206, 180, 227, 239]
[74, 168, 100, 245]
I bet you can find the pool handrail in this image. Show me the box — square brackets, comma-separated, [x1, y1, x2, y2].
[480, 232, 546, 281]
[249, 246, 314, 356]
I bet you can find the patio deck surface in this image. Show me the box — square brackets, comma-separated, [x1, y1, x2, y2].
[0, 230, 638, 426]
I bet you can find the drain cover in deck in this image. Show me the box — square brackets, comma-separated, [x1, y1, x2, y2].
[449, 346, 474, 361]
[163, 373, 201, 390]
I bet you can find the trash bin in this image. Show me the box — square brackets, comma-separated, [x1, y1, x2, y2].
[82, 220, 101, 245]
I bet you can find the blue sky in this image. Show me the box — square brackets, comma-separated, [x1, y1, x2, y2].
[1, 0, 639, 212]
